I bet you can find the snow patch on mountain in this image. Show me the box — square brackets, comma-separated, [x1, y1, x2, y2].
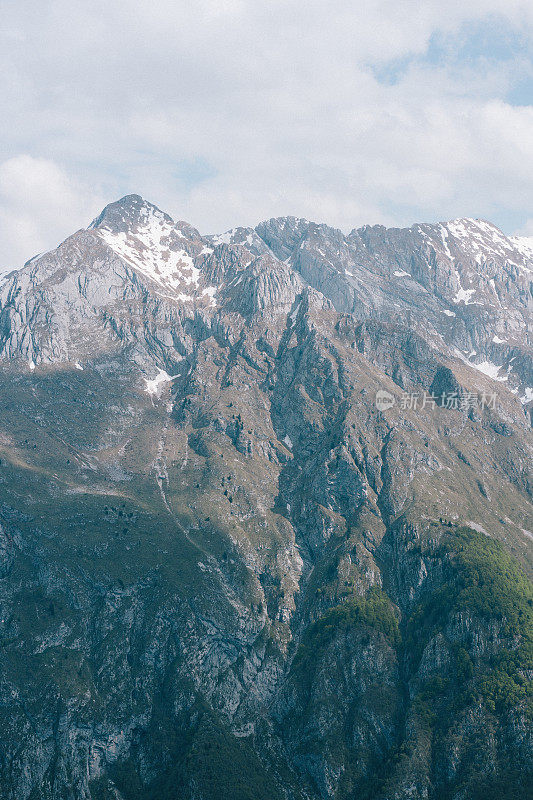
[473, 360, 508, 382]
[509, 236, 533, 270]
[428, 219, 532, 271]
[144, 368, 179, 397]
[202, 286, 217, 305]
[207, 227, 269, 258]
[96, 204, 200, 293]
[454, 350, 508, 382]
[210, 230, 235, 246]
[439, 225, 454, 260]
[453, 287, 476, 304]
[520, 387, 533, 405]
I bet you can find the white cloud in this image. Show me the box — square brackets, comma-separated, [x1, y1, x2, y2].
[0, 156, 103, 271]
[516, 218, 533, 236]
[0, 1, 532, 262]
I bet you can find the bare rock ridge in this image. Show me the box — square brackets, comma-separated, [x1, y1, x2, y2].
[2, 194, 531, 405]
[0, 194, 531, 800]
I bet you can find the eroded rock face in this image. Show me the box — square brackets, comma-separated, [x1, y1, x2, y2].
[0, 196, 531, 800]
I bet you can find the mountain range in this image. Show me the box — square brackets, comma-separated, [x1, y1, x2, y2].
[0, 195, 531, 800]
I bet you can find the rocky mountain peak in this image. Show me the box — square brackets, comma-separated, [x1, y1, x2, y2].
[88, 194, 167, 232]
[206, 226, 272, 258]
[510, 233, 533, 262]
[87, 195, 209, 297]
[255, 215, 311, 260]
[432, 217, 532, 270]
[0, 195, 531, 408]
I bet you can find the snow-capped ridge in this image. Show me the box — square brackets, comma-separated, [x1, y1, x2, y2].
[89, 195, 208, 299]
[509, 235, 533, 266]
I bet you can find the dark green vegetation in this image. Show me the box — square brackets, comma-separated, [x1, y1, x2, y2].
[91, 710, 282, 800]
[407, 525, 533, 717]
[297, 525, 532, 715]
[295, 585, 401, 670]
[288, 523, 533, 799]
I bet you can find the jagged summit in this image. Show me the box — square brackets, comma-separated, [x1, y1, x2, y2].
[88, 194, 210, 297]
[90, 194, 202, 241]
[0, 194, 531, 403]
[255, 215, 312, 260]
[206, 226, 272, 258]
[510, 234, 533, 261]
[88, 193, 158, 231]
[85, 195, 531, 284]
[426, 217, 531, 268]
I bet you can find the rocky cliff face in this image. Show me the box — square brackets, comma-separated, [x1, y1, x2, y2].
[0, 196, 531, 799]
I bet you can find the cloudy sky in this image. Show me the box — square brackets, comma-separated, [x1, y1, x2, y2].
[1, 0, 532, 268]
